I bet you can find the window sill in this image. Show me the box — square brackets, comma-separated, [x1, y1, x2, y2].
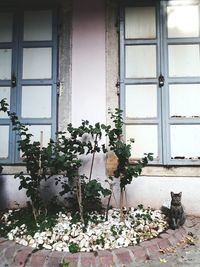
[0, 165, 27, 175]
[141, 165, 200, 177]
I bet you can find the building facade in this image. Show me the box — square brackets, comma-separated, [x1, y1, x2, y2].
[0, 0, 200, 215]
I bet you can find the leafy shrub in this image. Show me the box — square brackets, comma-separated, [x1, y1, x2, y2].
[102, 109, 153, 220]
[0, 99, 110, 223]
[0, 98, 152, 224]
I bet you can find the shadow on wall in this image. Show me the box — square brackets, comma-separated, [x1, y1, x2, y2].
[41, 176, 73, 207]
[41, 176, 58, 203]
[0, 174, 8, 210]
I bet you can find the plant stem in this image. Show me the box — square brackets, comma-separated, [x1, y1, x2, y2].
[76, 177, 85, 225]
[105, 187, 112, 221]
[39, 130, 43, 176]
[88, 134, 98, 182]
[120, 186, 124, 222]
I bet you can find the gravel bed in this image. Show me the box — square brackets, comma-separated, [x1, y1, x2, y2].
[1, 206, 168, 252]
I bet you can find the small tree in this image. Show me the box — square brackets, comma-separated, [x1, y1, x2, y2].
[0, 98, 110, 223]
[57, 121, 109, 223]
[1, 108, 53, 219]
[102, 109, 153, 221]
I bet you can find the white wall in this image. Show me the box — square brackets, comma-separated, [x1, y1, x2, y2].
[111, 176, 200, 216]
[71, 0, 107, 180]
[72, 0, 106, 125]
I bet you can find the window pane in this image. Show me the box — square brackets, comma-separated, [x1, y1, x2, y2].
[167, 5, 199, 38]
[0, 12, 13, 42]
[168, 45, 200, 77]
[0, 125, 9, 158]
[125, 85, 157, 118]
[170, 84, 200, 117]
[21, 86, 51, 118]
[126, 125, 158, 158]
[126, 45, 157, 78]
[23, 48, 52, 79]
[171, 125, 200, 159]
[24, 10, 52, 41]
[0, 49, 12, 80]
[28, 125, 51, 147]
[125, 7, 156, 39]
[0, 87, 10, 118]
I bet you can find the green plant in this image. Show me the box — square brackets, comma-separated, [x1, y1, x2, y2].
[95, 235, 105, 247]
[0, 105, 47, 219]
[59, 260, 69, 267]
[67, 120, 107, 181]
[0, 98, 152, 225]
[68, 241, 80, 253]
[0, 98, 80, 220]
[54, 121, 109, 223]
[0, 98, 110, 224]
[82, 178, 111, 213]
[102, 109, 153, 221]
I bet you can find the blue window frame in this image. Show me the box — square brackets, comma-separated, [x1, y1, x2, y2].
[0, 6, 58, 164]
[120, 0, 200, 165]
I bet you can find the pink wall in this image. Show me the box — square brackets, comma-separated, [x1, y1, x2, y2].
[72, 0, 106, 125]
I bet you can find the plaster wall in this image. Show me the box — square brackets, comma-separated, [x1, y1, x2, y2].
[71, 0, 106, 125]
[111, 176, 200, 216]
[70, 0, 107, 180]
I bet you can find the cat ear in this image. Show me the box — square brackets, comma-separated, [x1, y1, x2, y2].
[171, 191, 174, 197]
[179, 192, 182, 197]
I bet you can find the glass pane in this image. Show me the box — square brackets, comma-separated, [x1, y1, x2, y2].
[126, 125, 158, 158]
[21, 86, 51, 118]
[126, 45, 157, 78]
[24, 10, 52, 41]
[125, 7, 156, 39]
[125, 85, 157, 118]
[0, 87, 10, 118]
[0, 49, 12, 80]
[171, 125, 200, 159]
[168, 45, 200, 77]
[170, 84, 200, 117]
[0, 125, 9, 158]
[28, 125, 51, 147]
[23, 48, 52, 79]
[0, 12, 13, 42]
[167, 5, 199, 38]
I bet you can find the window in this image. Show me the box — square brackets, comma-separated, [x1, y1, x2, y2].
[0, 7, 58, 163]
[120, 0, 200, 165]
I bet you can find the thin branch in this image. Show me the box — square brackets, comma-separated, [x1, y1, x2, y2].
[76, 177, 85, 225]
[88, 134, 98, 182]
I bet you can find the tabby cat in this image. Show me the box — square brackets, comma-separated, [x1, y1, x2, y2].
[170, 191, 186, 230]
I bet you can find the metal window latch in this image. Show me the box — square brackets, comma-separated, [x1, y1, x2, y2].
[56, 80, 64, 96]
[116, 80, 121, 96]
[158, 74, 165, 87]
[11, 74, 17, 88]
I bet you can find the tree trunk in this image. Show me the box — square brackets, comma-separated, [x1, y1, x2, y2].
[76, 177, 85, 225]
[120, 187, 124, 222]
